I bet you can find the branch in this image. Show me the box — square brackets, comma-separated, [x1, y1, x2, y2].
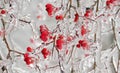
[76, 0, 80, 7]
[1, 19, 12, 59]
[67, 45, 75, 64]
[111, 19, 120, 50]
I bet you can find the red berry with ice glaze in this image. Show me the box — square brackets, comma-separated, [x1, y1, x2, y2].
[41, 48, 50, 59]
[40, 34, 48, 42]
[77, 40, 89, 49]
[41, 30, 49, 36]
[23, 53, 34, 65]
[106, 1, 111, 7]
[27, 47, 33, 52]
[1, 9, 6, 14]
[74, 13, 79, 22]
[106, 0, 116, 8]
[24, 57, 34, 65]
[24, 53, 29, 58]
[81, 25, 87, 36]
[39, 25, 50, 42]
[84, 9, 92, 17]
[40, 25, 48, 32]
[45, 3, 54, 16]
[84, 13, 89, 17]
[56, 38, 64, 50]
[76, 43, 81, 48]
[56, 15, 63, 20]
[80, 40, 89, 49]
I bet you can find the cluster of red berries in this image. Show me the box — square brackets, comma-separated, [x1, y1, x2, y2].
[76, 40, 89, 50]
[41, 48, 50, 59]
[39, 25, 50, 42]
[45, 3, 55, 16]
[56, 35, 64, 50]
[74, 13, 79, 22]
[55, 14, 64, 20]
[81, 25, 87, 36]
[24, 47, 34, 65]
[106, 0, 116, 8]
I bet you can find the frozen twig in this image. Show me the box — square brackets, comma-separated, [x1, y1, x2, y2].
[111, 19, 120, 50]
[67, 45, 75, 64]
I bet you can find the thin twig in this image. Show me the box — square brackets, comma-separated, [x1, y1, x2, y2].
[1, 19, 12, 59]
[96, 0, 99, 12]
[19, 19, 31, 24]
[67, 45, 75, 64]
[111, 19, 120, 50]
[76, 0, 80, 7]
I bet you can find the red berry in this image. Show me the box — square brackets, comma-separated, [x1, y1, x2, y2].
[39, 25, 48, 33]
[41, 48, 50, 59]
[41, 30, 49, 36]
[76, 44, 81, 48]
[81, 25, 87, 36]
[80, 40, 88, 49]
[49, 35, 53, 39]
[79, 40, 83, 44]
[1, 9, 6, 14]
[39, 25, 50, 42]
[84, 9, 92, 17]
[106, 1, 111, 8]
[24, 53, 29, 58]
[55, 15, 63, 20]
[24, 57, 34, 65]
[40, 35, 48, 42]
[58, 34, 64, 39]
[74, 13, 79, 22]
[45, 3, 54, 16]
[46, 3, 53, 8]
[78, 40, 89, 50]
[106, 1, 111, 5]
[27, 47, 33, 52]
[56, 44, 62, 50]
[109, 0, 115, 3]
[84, 13, 89, 17]
[56, 38, 64, 50]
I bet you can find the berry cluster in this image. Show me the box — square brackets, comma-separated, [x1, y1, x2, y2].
[39, 25, 50, 42]
[76, 40, 89, 50]
[56, 35, 64, 50]
[55, 14, 64, 20]
[41, 48, 50, 59]
[45, 3, 55, 16]
[24, 47, 34, 65]
[106, 0, 116, 8]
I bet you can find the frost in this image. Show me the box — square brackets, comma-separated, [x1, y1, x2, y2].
[0, 0, 120, 73]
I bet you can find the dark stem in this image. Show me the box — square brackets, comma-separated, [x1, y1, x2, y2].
[96, 0, 99, 12]
[77, 0, 80, 7]
[67, 45, 75, 64]
[1, 19, 12, 59]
